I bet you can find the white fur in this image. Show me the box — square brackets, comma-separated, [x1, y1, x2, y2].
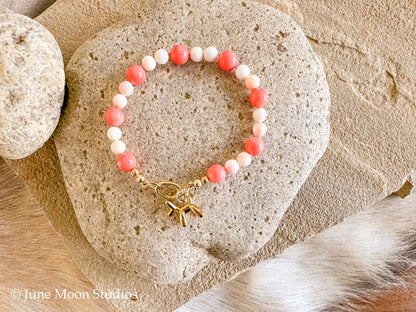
[178, 195, 416, 312]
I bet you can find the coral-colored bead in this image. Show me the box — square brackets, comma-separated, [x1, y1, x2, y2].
[218, 50, 238, 71]
[245, 137, 264, 156]
[207, 164, 226, 183]
[117, 152, 137, 172]
[126, 65, 146, 85]
[105, 107, 125, 127]
[249, 88, 269, 108]
[170, 44, 189, 65]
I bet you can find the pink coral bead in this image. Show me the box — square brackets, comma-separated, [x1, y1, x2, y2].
[207, 164, 226, 183]
[170, 44, 189, 65]
[245, 137, 264, 156]
[117, 152, 137, 172]
[218, 50, 238, 71]
[105, 107, 125, 127]
[126, 65, 146, 85]
[249, 88, 269, 108]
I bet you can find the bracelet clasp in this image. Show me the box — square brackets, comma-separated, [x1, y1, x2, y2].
[130, 168, 207, 226]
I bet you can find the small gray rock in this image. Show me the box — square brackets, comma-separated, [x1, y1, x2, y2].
[55, 0, 330, 284]
[2, 0, 56, 18]
[0, 13, 65, 159]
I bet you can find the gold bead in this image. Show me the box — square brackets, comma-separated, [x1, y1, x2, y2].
[130, 168, 139, 176]
[130, 168, 145, 184]
[193, 179, 202, 188]
[136, 175, 145, 184]
[201, 176, 209, 185]
[179, 211, 187, 227]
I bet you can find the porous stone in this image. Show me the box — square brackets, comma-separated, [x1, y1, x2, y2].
[0, 13, 64, 159]
[53, 0, 329, 284]
[2, 0, 56, 18]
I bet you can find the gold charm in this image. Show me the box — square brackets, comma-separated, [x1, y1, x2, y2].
[131, 169, 206, 227]
[165, 198, 203, 227]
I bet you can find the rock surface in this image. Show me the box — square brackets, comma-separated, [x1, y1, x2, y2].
[5, 0, 416, 311]
[54, 0, 329, 284]
[260, 0, 416, 250]
[0, 6, 13, 14]
[0, 13, 64, 159]
[1, 0, 56, 18]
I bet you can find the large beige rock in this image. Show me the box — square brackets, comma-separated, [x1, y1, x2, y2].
[5, 0, 416, 311]
[55, 0, 329, 284]
[267, 0, 416, 245]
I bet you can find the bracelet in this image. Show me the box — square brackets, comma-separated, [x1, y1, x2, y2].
[104, 44, 269, 226]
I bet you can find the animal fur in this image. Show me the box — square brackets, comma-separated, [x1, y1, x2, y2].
[178, 195, 416, 312]
[0, 159, 111, 312]
[1, 157, 415, 311]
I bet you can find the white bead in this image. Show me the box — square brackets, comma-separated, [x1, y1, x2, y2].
[112, 94, 127, 109]
[190, 47, 203, 62]
[224, 159, 239, 174]
[235, 64, 250, 80]
[253, 108, 267, 122]
[119, 81, 134, 96]
[107, 127, 122, 141]
[204, 46, 218, 62]
[111, 140, 126, 154]
[245, 75, 260, 90]
[237, 152, 252, 167]
[142, 55, 156, 71]
[154, 49, 169, 65]
[253, 122, 267, 137]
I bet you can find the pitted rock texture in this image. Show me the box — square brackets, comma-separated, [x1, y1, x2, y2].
[0, 13, 64, 159]
[54, 0, 330, 284]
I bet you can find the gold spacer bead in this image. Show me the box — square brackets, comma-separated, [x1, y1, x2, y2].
[130, 168, 140, 177]
[136, 175, 145, 184]
[130, 168, 145, 184]
[201, 176, 209, 185]
[193, 179, 203, 188]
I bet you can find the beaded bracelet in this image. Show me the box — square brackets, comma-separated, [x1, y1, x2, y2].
[104, 44, 269, 226]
